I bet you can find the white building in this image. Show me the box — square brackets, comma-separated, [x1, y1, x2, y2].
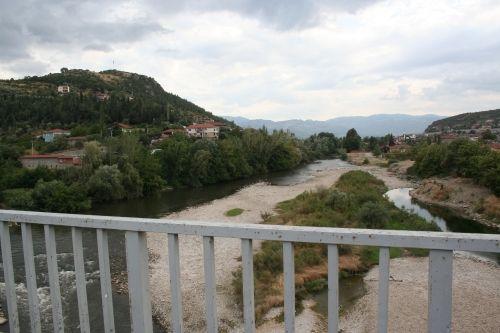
[57, 85, 70, 94]
[186, 123, 220, 139]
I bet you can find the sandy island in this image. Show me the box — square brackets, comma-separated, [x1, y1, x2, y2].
[146, 161, 499, 332]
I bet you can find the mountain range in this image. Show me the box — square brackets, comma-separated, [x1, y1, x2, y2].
[224, 114, 444, 138]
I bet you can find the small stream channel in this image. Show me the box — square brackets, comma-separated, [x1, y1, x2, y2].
[311, 187, 499, 321]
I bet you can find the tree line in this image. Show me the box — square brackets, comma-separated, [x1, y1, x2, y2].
[0, 128, 345, 213]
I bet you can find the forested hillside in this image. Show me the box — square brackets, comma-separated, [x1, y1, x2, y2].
[425, 109, 500, 133]
[0, 68, 228, 129]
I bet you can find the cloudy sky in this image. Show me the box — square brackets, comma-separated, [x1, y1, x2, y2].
[1, 0, 500, 120]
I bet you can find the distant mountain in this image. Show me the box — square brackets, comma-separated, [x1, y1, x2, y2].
[225, 114, 444, 138]
[425, 109, 500, 133]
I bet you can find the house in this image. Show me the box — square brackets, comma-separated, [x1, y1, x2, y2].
[42, 129, 71, 142]
[117, 123, 134, 133]
[186, 123, 220, 139]
[19, 154, 82, 169]
[150, 129, 186, 145]
[57, 85, 70, 94]
[95, 92, 110, 101]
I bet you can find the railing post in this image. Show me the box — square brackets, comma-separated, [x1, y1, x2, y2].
[72, 227, 90, 333]
[203, 236, 217, 333]
[283, 241, 295, 333]
[22, 223, 41, 333]
[377, 247, 390, 333]
[241, 239, 255, 333]
[328, 244, 339, 333]
[126, 231, 153, 333]
[168, 233, 183, 333]
[1, 222, 20, 333]
[428, 250, 453, 333]
[44, 224, 64, 332]
[97, 229, 115, 333]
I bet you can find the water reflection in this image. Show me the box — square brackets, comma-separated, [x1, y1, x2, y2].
[385, 187, 499, 263]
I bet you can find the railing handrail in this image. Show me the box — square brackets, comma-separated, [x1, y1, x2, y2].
[1, 209, 499, 252]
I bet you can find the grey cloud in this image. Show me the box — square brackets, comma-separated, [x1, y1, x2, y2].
[84, 43, 113, 52]
[0, 0, 169, 66]
[147, 0, 380, 30]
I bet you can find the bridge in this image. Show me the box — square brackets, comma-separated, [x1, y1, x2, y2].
[0, 209, 499, 332]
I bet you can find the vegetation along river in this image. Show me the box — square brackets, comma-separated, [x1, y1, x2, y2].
[1, 162, 497, 332]
[0, 160, 348, 332]
[312, 186, 499, 322]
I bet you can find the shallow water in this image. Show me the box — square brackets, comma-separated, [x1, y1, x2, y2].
[0, 159, 350, 332]
[313, 186, 499, 321]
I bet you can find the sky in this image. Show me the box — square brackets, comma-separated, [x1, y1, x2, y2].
[1, 0, 500, 121]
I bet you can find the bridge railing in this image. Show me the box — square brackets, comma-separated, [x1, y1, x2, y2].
[0, 209, 499, 333]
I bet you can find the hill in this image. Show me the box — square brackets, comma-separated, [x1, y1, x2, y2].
[0, 68, 228, 129]
[425, 109, 500, 133]
[225, 114, 443, 138]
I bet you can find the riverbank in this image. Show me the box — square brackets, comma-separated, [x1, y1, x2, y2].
[340, 254, 500, 332]
[147, 160, 416, 331]
[410, 177, 500, 231]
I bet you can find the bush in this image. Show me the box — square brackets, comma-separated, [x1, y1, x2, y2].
[413, 140, 500, 195]
[225, 208, 244, 217]
[87, 165, 125, 202]
[357, 202, 389, 228]
[2, 188, 34, 210]
[32, 180, 90, 213]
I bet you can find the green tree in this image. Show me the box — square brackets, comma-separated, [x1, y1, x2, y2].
[32, 180, 90, 213]
[87, 165, 125, 202]
[344, 128, 361, 152]
[82, 141, 103, 176]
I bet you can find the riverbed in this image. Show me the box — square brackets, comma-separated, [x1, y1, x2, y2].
[1, 161, 497, 332]
[0, 159, 353, 332]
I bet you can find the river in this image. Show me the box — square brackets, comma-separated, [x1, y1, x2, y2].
[1, 164, 497, 332]
[311, 186, 499, 322]
[0, 159, 351, 332]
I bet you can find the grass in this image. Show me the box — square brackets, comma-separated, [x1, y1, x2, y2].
[225, 208, 244, 217]
[232, 170, 439, 324]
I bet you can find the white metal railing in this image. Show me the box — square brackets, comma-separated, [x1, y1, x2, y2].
[0, 209, 499, 333]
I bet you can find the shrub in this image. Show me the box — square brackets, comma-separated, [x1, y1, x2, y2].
[357, 202, 389, 228]
[225, 208, 244, 217]
[32, 180, 90, 213]
[2, 188, 34, 210]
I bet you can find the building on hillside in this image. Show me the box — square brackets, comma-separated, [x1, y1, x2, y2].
[150, 129, 186, 145]
[42, 129, 71, 142]
[19, 154, 82, 169]
[186, 123, 220, 139]
[57, 85, 70, 94]
[117, 123, 134, 133]
[95, 92, 110, 101]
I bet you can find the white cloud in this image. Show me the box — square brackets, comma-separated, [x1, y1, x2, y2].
[1, 0, 500, 119]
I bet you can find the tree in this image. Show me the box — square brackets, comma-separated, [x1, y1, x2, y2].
[481, 129, 496, 141]
[87, 165, 125, 202]
[344, 128, 361, 152]
[82, 141, 103, 176]
[32, 180, 90, 213]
